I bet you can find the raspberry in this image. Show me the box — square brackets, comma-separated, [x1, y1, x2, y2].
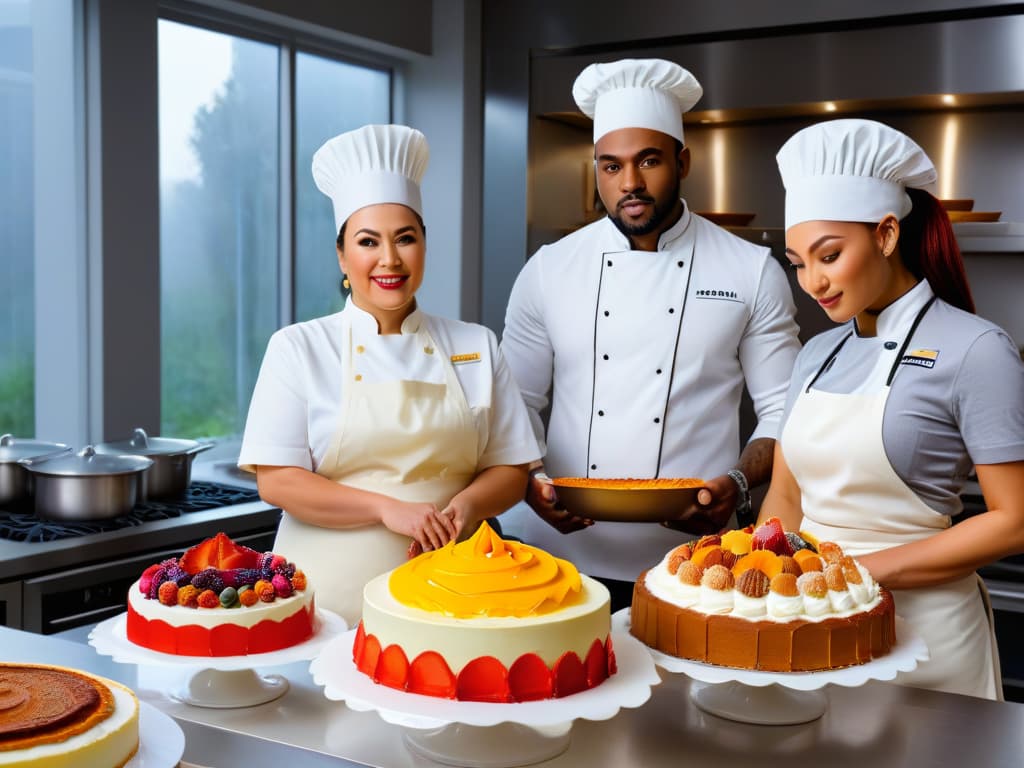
[157, 580, 179, 606]
[269, 554, 287, 572]
[271, 573, 292, 598]
[196, 589, 220, 609]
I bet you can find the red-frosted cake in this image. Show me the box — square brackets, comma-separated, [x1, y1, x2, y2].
[126, 532, 315, 656]
[354, 522, 616, 701]
[630, 519, 896, 671]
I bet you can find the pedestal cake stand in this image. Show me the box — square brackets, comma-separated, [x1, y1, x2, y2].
[89, 609, 347, 708]
[613, 610, 927, 725]
[310, 627, 660, 768]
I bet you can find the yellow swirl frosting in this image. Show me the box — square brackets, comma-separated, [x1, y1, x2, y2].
[388, 521, 583, 617]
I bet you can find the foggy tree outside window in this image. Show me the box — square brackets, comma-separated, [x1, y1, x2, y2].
[0, 0, 35, 436]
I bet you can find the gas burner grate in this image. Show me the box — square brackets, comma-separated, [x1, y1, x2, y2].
[0, 481, 262, 543]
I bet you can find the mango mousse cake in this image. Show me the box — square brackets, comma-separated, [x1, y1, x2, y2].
[127, 532, 315, 656]
[630, 518, 896, 671]
[354, 521, 616, 701]
[0, 664, 139, 768]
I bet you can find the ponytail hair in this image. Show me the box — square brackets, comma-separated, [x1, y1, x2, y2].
[899, 188, 975, 313]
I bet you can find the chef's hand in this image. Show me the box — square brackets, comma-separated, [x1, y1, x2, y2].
[526, 469, 592, 535]
[380, 500, 457, 553]
[661, 474, 737, 536]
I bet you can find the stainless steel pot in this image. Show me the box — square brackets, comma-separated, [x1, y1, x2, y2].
[0, 434, 71, 506]
[19, 446, 154, 520]
[94, 428, 214, 499]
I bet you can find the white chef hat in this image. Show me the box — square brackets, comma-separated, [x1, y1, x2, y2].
[776, 119, 938, 231]
[572, 58, 703, 144]
[312, 124, 429, 233]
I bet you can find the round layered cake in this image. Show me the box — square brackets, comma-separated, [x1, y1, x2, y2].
[355, 521, 615, 701]
[126, 532, 315, 656]
[0, 664, 139, 768]
[630, 519, 896, 671]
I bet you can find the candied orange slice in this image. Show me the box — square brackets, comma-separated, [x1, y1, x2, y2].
[731, 549, 783, 580]
[793, 549, 824, 572]
[720, 529, 752, 555]
[691, 545, 725, 569]
[798, 530, 821, 549]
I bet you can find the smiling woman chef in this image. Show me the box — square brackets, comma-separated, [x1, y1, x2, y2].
[759, 119, 1024, 699]
[238, 125, 540, 624]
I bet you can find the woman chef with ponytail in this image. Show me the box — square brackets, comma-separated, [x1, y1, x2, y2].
[758, 119, 1024, 699]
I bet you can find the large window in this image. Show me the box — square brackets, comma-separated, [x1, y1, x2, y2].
[294, 52, 390, 322]
[158, 19, 391, 438]
[0, 0, 35, 436]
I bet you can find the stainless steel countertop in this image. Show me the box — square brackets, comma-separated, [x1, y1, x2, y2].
[4, 624, 1023, 768]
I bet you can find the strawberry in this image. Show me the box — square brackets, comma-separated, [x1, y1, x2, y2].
[750, 517, 794, 556]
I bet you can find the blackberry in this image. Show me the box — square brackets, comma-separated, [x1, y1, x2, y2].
[191, 568, 225, 593]
[146, 567, 168, 599]
[258, 552, 275, 572]
[785, 532, 813, 553]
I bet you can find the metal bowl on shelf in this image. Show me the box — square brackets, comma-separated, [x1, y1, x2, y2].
[550, 477, 705, 522]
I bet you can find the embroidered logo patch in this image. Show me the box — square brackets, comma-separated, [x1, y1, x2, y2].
[694, 288, 742, 302]
[901, 348, 939, 368]
[450, 352, 481, 365]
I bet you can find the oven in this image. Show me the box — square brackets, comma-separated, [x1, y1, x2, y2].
[0, 478, 281, 634]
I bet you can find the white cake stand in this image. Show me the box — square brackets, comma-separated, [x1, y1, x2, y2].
[612, 610, 928, 725]
[310, 627, 660, 768]
[89, 609, 347, 708]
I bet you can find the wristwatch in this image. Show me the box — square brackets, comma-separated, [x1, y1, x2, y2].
[726, 468, 752, 525]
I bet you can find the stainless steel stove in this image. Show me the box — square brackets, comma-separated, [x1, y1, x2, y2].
[0, 467, 281, 634]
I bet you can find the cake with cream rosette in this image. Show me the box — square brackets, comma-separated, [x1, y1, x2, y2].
[630, 518, 896, 671]
[354, 521, 615, 701]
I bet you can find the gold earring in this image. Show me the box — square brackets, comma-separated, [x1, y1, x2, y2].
[343, 277, 350, 290]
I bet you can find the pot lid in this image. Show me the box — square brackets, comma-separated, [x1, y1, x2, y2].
[0, 434, 71, 463]
[19, 445, 153, 476]
[94, 427, 209, 456]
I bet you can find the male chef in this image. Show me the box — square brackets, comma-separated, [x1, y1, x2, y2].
[500, 58, 801, 608]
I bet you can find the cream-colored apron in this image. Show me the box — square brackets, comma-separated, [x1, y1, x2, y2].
[781, 302, 1001, 700]
[273, 316, 479, 626]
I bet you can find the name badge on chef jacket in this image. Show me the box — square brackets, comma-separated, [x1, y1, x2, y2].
[450, 352, 481, 365]
[901, 348, 939, 369]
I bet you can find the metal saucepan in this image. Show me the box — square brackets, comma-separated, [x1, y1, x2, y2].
[18, 446, 154, 520]
[0, 434, 72, 507]
[94, 427, 214, 499]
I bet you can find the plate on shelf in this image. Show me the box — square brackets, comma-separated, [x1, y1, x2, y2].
[948, 210, 1001, 222]
[939, 198, 974, 211]
[696, 212, 756, 227]
[550, 477, 704, 522]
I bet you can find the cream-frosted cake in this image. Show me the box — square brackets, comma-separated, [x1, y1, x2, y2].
[0, 664, 139, 768]
[126, 532, 315, 656]
[354, 522, 616, 701]
[630, 518, 896, 671]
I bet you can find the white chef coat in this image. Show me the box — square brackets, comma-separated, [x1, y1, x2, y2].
[239, 302, 540, 476]
[500, 203, 801, 580]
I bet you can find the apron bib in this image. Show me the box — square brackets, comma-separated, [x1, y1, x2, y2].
[781, 302, 1001, 699]
[274, 316, 479, 625]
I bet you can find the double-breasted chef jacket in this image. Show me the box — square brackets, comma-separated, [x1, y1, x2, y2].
[500, 202, 801, 581]
[239, 301, 541, 622]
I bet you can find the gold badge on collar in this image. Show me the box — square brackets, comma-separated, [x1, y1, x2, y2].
[450, 352, 481, 365]
[901, 348, 939, 368]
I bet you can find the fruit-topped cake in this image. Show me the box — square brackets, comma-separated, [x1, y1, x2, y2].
[126, 532, 315, 656]
[354, 521, 616, 701]
[630, 518, 896, 671]
[0, 663, 139, 768]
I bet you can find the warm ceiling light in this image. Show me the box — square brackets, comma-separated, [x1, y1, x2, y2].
[824, 102, 838, 112]
[941, 94, 957, 105]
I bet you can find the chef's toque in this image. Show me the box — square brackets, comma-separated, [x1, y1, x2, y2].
[572, 58, 703, 145]
[312, 124, 429, 233]
[776, 118, 938, 231]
